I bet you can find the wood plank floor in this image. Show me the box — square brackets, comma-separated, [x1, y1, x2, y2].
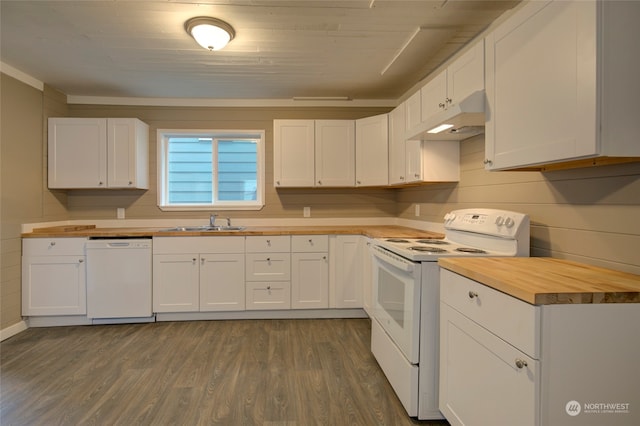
[1, 318, 449, 425]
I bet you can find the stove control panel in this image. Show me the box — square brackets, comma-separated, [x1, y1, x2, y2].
[444, 209, 529, 238]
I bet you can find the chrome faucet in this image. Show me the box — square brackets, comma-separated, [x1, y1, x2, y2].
[209, 213, 217, 227]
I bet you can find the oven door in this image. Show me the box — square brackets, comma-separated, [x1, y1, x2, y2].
[371, 244, 421, 364]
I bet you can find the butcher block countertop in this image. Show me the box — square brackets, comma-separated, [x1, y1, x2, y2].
[438, 257, 640, 305]
[22, 224, 443, 240]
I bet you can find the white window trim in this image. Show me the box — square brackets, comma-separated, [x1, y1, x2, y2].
[157, 129, 265, 211]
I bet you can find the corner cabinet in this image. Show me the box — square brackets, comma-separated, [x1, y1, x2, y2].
[48, 117, 149, 189]
[22, 238, 88, 316]
[484, 0, 640, 171]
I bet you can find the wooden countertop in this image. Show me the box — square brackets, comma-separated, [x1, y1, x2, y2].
[22, 224, 444, 240]
[438, 257, 640, 305]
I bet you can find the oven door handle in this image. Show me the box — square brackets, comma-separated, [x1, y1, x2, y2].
[371, 245, 415, 272]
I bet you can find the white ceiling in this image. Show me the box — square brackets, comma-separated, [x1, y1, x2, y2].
[0, 0, 519, 103]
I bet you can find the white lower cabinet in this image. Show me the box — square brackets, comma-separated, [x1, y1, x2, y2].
[22, 238, 88, 316]
[439, 268, 640, 426]
[152, 237, 245, 313]
[291, 235, 329, 309]
[330, 235, 363, 308]
[246, 281, 291, 310]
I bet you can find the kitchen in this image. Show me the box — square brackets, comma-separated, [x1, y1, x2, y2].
[2, 1, 640, 425]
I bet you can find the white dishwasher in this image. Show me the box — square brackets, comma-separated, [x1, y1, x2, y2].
[85, 237, 153, 321]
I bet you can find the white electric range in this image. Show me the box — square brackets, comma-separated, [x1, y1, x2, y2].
[369, 208, 530, 419]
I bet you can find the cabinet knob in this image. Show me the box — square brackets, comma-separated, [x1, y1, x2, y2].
[483, 159, 493, 165]
[266, 257, 271, 262]
[446, 97, 452, 104]
[201, 258, 205, 265]
[78, 259, 84, 263]
[267, 286, 271, 290]
[439, 102, 446, 109]
[318, 180, 322, 185]
[400, 176, 405, 180]
[468, 291, 478, 299]
[99, 181, 104, 186]
[276, 181, 281, 186]
[266, 239, 271, 246]
[356, 180, 361, 185]
[128, 181, 133, 185]
[414, 173, 420, 178]
[49, 241, 56, 247]
[515, 359, 528, 369]
[192, 258, 197, 263]
[323, 256, 327, 260]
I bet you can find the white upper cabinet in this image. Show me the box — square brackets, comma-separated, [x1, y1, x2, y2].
[314, 120, 355, 187]
[355, 113, 389, 186]
[388, 103, 407, 185]
[404, 40, 485, 141]
[421, 41, 484, 125]
[48, 117, 148, 189]
[273, 119, 316, 187]
[485, 0, 640, 171]
[274, 119, 354, 187]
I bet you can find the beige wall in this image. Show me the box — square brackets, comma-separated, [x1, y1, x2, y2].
[1, 75, 69, 329]
[397, 135, 640, 275]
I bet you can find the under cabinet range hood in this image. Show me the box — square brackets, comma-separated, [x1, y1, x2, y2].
[408, 91, 486, 141]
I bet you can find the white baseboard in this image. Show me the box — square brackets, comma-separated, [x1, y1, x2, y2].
[0, 320, 28, 341]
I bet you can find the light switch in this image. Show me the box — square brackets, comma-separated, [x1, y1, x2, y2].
[303, 207, 311, 217]
[117, 208, 125, 219]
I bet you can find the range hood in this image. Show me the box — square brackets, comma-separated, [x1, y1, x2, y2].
[407, 90, 486, 141]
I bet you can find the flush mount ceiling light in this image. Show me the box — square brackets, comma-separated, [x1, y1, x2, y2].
[185, 17, 235, 51]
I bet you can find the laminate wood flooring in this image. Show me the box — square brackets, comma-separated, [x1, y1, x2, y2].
[1, 318, 448, 426]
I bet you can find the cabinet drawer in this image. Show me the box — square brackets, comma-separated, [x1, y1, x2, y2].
[23, 238, 87, 256]
[245, 253, 291, 281]
[291, 235, 329, 252]
[245, 236, 290, 253]
[153, 236, 244, 254]
[246, 282, 291, 310]
[440, 268, 540, 358]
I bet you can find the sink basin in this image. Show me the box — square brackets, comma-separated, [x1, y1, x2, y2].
[162, 225, 246, 232]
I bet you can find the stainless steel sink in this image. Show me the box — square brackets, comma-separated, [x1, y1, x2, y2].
[162, 225, 246, 232]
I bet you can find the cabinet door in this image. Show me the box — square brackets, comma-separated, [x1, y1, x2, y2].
[485, 0, 597, 170]
[153, 254, 199, 312]
[107, 118, 149, 189]
[273, 120, 315, 187]
[330, 235, 363, 308]
[22, 255, 86, 316]
[200, 253, 245, 312]
[405, 139, 423, 183]
[315, 120, 355, 187]
[388, 103, 407, 185]
[355, 114, 389, 186]
[405, 90, 422, 136]
[291, 252, 328, 309]
[48, 118, 107, 188]
[439, 303, 539, 426]
[447, 39, 484, 106]
[420, 71, 448, 122]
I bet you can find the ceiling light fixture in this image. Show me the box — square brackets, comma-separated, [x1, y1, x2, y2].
[185, 17, 235, 51]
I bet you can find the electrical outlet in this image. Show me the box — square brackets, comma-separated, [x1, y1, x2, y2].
[303, 207, 311, 217]
[414, 204, 420, 217]
[117, 208, 125, 219]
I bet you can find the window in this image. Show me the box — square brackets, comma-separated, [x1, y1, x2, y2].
[157, 129, 265, 211]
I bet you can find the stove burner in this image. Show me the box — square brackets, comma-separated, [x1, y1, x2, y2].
[386, 238, 410, 243]
[456, 247, 487, 254]
[415, 239, 450, 245]
[409, 246, 448, 253]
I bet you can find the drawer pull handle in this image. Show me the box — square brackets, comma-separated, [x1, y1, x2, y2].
[515, 359, 528, 369]
[468, 291, 478, 299]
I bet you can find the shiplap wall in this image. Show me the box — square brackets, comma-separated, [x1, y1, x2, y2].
[397, 135, 640, 275]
